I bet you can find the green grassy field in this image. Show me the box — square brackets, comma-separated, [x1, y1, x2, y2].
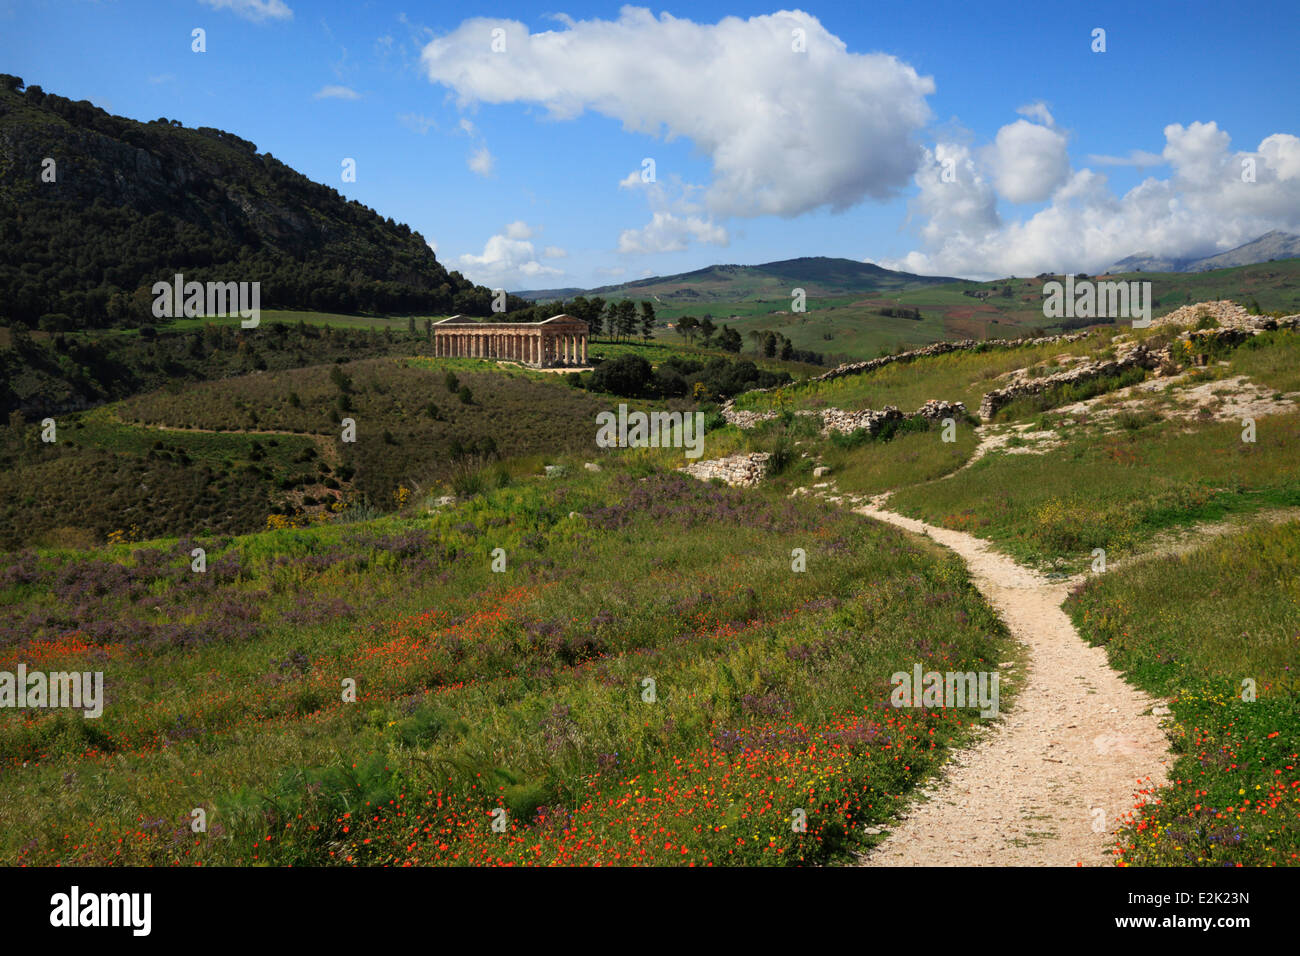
[816, 421, 981, 497]
[1, 319, 824, 552]
[0, 355, 625, 549]
[1067, 519, 1300, 865]
[734, 330, 1112, 416]
[587, 336, 820, 378]
[678, 302, 957, 363]
[651, 260, 1300, 364]
[3, 289, 1297, 869]
[889, 410, 1300, 573]
[0, 460, 1012, 866]
[882, 329, 1300, 573]
[1195, 328, 1300, 394]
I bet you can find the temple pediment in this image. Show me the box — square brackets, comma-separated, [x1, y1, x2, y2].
[432, 313, 589, 332]
[539, 313, 590, 331]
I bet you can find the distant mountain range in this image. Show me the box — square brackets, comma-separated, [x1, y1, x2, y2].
[514, 256, 960, 302]
[524, 232, 1300, 305]
[1108, 231, 1300, 274]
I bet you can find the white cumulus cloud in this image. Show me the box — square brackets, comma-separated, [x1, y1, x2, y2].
[420, 7, 934, 218]
[884, 119, 1300, 279]
[456, 223, 564, 287]
[987, 119, 1070, 204]
[618, 212, 729, 254]
[1015, 101, 1055, 128]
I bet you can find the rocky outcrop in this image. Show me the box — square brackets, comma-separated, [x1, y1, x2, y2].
[724, 300, 1299, 434]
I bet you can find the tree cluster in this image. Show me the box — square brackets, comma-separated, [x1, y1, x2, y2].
[584, 353, 791, 400]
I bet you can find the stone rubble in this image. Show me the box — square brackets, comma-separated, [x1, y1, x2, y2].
[719, 407, 794, 428]
[915, 399, 969, 422]
[1145, 299, 1300, 332]
[978, 343, 1159, 420]
[722, 399, 968, 435]
[679, 451, 772, 487]
[818, 405, 904, 436]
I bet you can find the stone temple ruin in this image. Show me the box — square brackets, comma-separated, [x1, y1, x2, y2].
[432, 314, 589, 368]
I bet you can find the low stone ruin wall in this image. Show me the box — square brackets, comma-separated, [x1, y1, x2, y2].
[736, 330, 1093, 398]
[977, 344, 1158, 420]
[679, 451, 772, 487]
[820, 399, 968, 436]
[811, 331, 1091, 386]
[721, 399, 968, 436]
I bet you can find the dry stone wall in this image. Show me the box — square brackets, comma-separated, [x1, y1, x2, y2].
[978, 343, 1159, 420]
[721, 399, 968, 435]
[746, 330, 1094, 396]
[679, 451, 771, 487]
[706, 301, 1300, 486]
[819, 399, 969, 436]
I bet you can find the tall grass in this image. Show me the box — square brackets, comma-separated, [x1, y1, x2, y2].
[1066, 520, 1300, 865]
[889, 411, 1300, 571]
[0, 461, 1011, 866]
[820, 421, 979, 497]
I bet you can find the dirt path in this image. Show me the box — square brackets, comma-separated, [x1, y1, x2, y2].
[852, 502, 1170, 866]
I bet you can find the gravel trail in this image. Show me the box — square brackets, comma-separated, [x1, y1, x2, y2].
[853, 503, 1170, 867]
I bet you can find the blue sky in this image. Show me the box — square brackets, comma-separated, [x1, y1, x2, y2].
[3, 0, 1298, 288]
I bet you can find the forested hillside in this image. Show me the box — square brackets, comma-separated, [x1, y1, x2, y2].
[0, 75, 522, 328]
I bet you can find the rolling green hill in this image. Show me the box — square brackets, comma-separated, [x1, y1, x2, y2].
[652, 259, 1300, 364]
[516, 255, 959, 302]
[522, 251, 1300, 366]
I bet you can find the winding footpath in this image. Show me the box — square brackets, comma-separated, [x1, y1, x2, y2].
[853, 501, 1170, 866]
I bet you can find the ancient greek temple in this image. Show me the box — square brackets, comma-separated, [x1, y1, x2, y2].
[432, 314, 589, 367]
